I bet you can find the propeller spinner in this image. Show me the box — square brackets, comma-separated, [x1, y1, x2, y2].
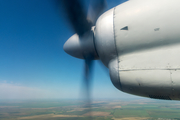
[63, 28, 98, 60]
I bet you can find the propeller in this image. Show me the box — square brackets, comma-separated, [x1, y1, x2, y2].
[60, 0, 106, 116]
[88, 0, 107, 25]
[61, 0, 92, 37]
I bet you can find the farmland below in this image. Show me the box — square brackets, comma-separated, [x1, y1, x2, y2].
[0, 98, 180, 120]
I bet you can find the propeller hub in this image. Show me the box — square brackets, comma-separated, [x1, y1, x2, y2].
[63, 29, 99, 60]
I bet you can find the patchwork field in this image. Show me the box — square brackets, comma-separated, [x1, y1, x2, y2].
[0, 98, 180, 120]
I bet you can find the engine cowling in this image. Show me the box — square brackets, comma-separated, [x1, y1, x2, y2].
[95, 8, 122, 91]
[95, 0, 180, 100]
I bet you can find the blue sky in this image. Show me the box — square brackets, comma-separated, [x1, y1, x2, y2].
[0, 0, 142, 100]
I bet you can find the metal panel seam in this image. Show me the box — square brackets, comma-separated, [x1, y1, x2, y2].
[113, 7, 122, 90]
[169, 70, 173, 99]
[119, 68, 180, 71]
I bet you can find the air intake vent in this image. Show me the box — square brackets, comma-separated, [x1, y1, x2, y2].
[149, 95, 171, 100]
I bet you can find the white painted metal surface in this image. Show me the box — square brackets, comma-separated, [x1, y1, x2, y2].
[112, 0, 180, 100]
[95, 8, 116, 66]
[114, 0, 180, 55]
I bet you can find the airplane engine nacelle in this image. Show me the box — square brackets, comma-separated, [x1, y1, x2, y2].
[95, 0, 180, 100]
[95, 8, 122, 91]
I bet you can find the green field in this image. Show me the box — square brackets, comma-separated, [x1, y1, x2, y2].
[0, 99, 180, 120]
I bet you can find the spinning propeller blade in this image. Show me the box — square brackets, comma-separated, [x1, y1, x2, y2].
[88, 0, 107, 25]
[59, 0, 107, 117]
[61, 0, 92, 36]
